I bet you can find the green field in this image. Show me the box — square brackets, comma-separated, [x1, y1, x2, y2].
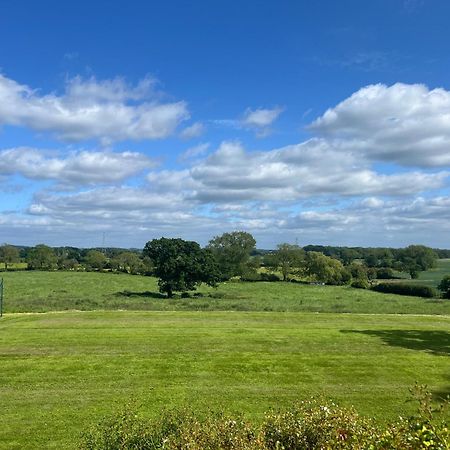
[0, 270, 449, 449]
[1, 311, 449, 449]
[405, 258, 450, 287]
[2, 270, 450, 315]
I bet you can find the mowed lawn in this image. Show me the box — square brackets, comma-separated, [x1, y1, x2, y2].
[0, 311, 449, 449]
[2, 270, 450, 314]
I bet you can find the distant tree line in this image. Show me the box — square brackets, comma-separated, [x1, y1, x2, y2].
[1, 236, 449, 299]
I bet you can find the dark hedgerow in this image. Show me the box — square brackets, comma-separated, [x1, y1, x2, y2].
[372, 282, 437, 298]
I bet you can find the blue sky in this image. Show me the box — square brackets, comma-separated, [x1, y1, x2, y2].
[1, 0, 450, 248]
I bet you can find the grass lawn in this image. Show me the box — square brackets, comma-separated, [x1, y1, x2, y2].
[0, 310, 449, 449]
[2, 270, 450, 314]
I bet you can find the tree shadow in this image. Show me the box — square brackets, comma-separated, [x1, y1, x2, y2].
[341, 329, 450, 356]
[341, 329, 450, 402]
[116, 290, 166, 299]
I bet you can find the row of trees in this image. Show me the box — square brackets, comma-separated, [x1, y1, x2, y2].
[0, 244, 151, 274]
[1, 235, 447, 298]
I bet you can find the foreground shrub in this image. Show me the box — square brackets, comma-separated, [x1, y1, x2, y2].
[80, 387, 449, 450]
[372, 282, 437, 298]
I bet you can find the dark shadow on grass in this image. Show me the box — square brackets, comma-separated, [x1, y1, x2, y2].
[116, 290, 166, 299]
[341, 329, 450, 356]
[342, 329, 450, 402]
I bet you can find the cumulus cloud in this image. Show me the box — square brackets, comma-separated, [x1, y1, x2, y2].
[0, 74, 189, 143]
[0, 147, 155, 186]
[178, 140, 447, 203]
[3, 80, 450, 248]
[310, 83, 450, 167]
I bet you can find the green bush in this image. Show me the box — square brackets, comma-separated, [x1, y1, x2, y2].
[260, 272, 281, 282]
[80, 388, 449, 450]
[376, 267, 395, 279]
[372, 282, 437, 298]
[240, 270, 262, 282]
[350, 278, 369, 289]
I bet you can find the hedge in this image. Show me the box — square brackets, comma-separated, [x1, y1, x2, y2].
[372, 282, 437, 298]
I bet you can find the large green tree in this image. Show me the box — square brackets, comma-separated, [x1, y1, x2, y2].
[304, 251, 351, 285]
[397, 245, 437, 279]
[27, 244, 57, 270]
[207, 231, 256, 279]
[84, 250, 108, 270]
[143, 238, 219, 297]
[0, 244, 20, 271]
[264, 244, 304, 281]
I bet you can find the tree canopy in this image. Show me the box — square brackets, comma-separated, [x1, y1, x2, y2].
[207, 231, 256, 279]
[0, 244, 20, 271]
[27, 244, 57, 270]
[143, 237, 219, 297]
[396, 245, 437, 279]
[264, 244, 304, 281]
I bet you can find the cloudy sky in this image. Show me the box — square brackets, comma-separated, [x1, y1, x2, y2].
[1, 0, 450, 249]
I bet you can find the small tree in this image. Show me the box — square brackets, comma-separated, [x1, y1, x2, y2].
[304, 252, 350, 285]
[143, 238, 219, 297]
[264, 244, 304, 281]
[0, 244, 20, 271]
[438, 275, 450, 299]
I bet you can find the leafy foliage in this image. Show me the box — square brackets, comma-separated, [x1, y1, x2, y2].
[26, 244, 57, 270]
[438, 275, 450, 299]
[304, 251, 351, 285]
[397, 245, 438, 279]
[372, 282, 437, 298]
[143, 237, 219, 297]
[0, 244, 20, 271]
[264, 244, 304, 281]
[207, 231, 256, 280]
[81, 387, 449, 449]
[84, 250, 108, 270]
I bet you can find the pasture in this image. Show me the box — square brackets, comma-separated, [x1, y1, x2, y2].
[0, 311, 449, 449]
[406, 258, 450, 287]
[2, 270, 450, 315]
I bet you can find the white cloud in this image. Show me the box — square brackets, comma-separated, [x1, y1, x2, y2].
[0, 74, 189, 143]
[3, 81, 450, 248]
[181, 140, 448, 202]
[178, 143, 210, 161]
[242, 107, 283, 127]
[179, 122, 205, 139]
[310, 83, 450, 167]
[0, 147, 155, 186]
[241, 106, 283, 137]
